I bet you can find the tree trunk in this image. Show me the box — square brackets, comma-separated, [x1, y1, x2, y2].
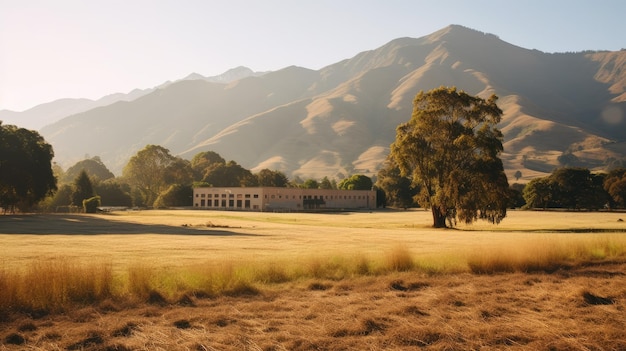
[431, 205, 448, 228]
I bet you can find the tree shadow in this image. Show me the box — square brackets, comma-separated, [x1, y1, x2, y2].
[0, 214, 263, 236]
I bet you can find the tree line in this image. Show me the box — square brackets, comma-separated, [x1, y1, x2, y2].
[4, 87, 623, 225]
[1, 125, 375, 213]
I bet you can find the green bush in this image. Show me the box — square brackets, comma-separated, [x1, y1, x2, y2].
[83, 196, 101, 213]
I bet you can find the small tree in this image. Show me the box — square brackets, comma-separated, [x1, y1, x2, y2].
[71, 170, 95, 207]
[390, 87, 509, 227]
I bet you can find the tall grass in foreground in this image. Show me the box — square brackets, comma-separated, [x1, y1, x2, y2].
[467, 235, 626, 273]
[1, 235, 625, 314]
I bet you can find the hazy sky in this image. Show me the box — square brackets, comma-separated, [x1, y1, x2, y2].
[1, 0, 625, 112]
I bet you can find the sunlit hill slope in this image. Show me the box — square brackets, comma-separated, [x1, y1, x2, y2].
[29, 25, 626, 180]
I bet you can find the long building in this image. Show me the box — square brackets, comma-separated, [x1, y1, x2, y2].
[193, 187, 376, 211]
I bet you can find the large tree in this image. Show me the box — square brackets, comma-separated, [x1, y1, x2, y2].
[122, 145, 192, 206]
[390, 87, 509, 228]
[0, 123, 57, 212]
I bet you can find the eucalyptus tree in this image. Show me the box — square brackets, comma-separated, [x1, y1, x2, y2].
[390, 87, 509, 228]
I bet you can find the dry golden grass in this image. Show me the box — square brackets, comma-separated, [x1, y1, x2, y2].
[1, 209, 626, 350]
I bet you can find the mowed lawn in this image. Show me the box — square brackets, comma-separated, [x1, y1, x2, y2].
[1, 209, 625, 271]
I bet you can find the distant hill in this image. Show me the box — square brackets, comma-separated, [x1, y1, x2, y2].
[0, 66, 264, 130]
[36, 25, 626, 181]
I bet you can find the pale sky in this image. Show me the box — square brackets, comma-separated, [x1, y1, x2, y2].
[1, 0, 625, 112]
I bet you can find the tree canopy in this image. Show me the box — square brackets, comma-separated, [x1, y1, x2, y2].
[62, 156, 115, 184]
[390, 87, 509, 227]
[338, 174, 373, 190]
[122, 145, 192, 206]
[604, 168, 626, 208]
[256, 169, 289, 187]
[375, 158, 419, 208]
[523, 167, 609, 210]
[201, 160, 257, 187]
[0, 123, 57, 212]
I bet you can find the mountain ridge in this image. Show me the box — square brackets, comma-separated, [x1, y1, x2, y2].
[27, 25, 626, 180]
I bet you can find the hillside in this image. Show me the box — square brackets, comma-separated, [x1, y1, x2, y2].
[37, 25, 626, 180]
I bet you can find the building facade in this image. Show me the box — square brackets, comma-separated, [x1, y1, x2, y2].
[193, 187, 376, 211]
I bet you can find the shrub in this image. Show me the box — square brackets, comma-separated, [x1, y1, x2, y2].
[83, 196, 101, 213]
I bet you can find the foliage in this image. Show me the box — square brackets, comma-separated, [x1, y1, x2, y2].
[319, 176, 336, 189]
[522, 177, 555, 209]
[390, 87, 509, 227]
[604, 168, 626, 208]
[83, 196, 101, 213]
[95, 180, 133, 207]
[0, 123, 57, 212]
[375, 159, 419, 208]
[551, 167, 607, 210]
[256, 169, 289, 187]
[338, 174, 373, 190]
[71, 170, 95, 206]
[202, 160, 257, 187]
[508, 183, 526, 208]
[191, 151, 226, 181]
[302, 179, 319, 189]
[122, 145, 191, 206]
[523, 168, 609, 210]
[62, 156, 115, 184]
[45, 184, 74, 211]
[153, 184, 193, 208]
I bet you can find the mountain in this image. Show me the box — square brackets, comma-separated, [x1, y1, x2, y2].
[0, 67, 264, 130]
[39, 25, 626, 181]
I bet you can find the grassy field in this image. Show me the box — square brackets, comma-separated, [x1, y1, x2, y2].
[1, 209, 625, 350]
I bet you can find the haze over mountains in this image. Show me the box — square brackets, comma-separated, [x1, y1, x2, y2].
[3, 25, 626, 181]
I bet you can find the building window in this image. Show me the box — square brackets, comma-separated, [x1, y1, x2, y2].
[222, 194, 227, 198]
[245, 200, 251, 208]
[201, 194, 205, 198]
[229, 199, 234, 207]
[254, 194, 259, 198]
[245, 194, 251, 198]
[229, 194, 234, 198]
[236, 200, 242, 208]
[214, 199, 219, 207]
[207, 194, 212, 198]
[221, 200, 226, 207]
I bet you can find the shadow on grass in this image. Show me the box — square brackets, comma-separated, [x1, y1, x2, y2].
[0, 214, 262, 236]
